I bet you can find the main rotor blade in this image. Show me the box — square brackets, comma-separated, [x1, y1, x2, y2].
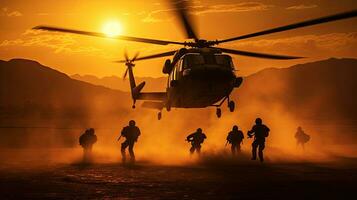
[170, 0, 198, 40]
[116, 50, 177, 63]
[218, 9, 357, 44]
[132, 52, 140, 62]
[33, 26, 186, 46]
[215, 47, 303, 60]
[123, 68, 129, 80]
[124, 50, 129, 61]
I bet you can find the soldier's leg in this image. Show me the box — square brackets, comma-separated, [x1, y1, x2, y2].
[87, 145, 93, 162]
[196, 145, 201, 154]
[128, 141, 135, 162]
[237, 143, 241, 152]
[258, 142, 265, 162]
[231, 144, 236, 155]
[121, 140, 129, 162]
[83, 148, 88, 162]
[190, 145, 195, 154]
[252, 141, 258, 160]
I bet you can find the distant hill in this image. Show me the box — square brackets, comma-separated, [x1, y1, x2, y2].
[0, 59, 131, 119]
[234, 58, 357, 120]
[71, 74, 167, 92]
[1, 58, 357, 122]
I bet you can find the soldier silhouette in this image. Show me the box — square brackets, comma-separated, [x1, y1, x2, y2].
[226, 125, 244, 155]
[295, 126, 310, 149]
[186, 128, 207, 155]
[247, 118, 270, 162]
[118, 120, 141, 163]
[79, 128, 97, 163]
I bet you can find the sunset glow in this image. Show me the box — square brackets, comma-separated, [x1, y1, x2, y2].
[102, 21, 123, 37]
[0, 1, 356, 78]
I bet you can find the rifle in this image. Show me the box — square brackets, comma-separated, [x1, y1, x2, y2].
[225, 140, 229, 147]
[117, 135, 122, 141]
[247, 131, 254, 139]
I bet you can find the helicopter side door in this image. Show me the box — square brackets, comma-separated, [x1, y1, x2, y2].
[168, 59, 183, 87]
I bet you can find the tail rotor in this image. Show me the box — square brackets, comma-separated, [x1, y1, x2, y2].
[122, 50, 140, 80]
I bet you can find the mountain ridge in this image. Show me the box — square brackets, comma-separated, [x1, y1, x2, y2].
[1, 57, 357, 121]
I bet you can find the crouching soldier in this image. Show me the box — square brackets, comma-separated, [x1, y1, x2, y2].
[186, 128, 207, 155]
[226, 125, 244, 155]
[295, 126, 311, 149]
[79, 128, 97, 163]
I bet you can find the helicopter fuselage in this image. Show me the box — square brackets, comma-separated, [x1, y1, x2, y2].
[167, 66, 237, 108]
[165, 51, 242, 108]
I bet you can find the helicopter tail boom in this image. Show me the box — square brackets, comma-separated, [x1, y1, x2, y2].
[142, 101, 165, 110]
[138, 92, 166, 101]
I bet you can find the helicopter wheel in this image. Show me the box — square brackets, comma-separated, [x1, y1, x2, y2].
[132, 105, 136, 109]
[216, 108, 222, 118]
[228, 101, 235, 112]
[158, 111, 162, 120]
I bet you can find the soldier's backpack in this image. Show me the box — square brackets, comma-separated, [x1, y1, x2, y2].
[79, 134, 85, 146]
[302, 133, 310, 143]
[263, 126, 270, 137]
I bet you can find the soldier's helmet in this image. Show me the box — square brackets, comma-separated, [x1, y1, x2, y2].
[129, 120, 136, 126]
[255, 118, 262, 125]
[297, 126, 302, 131]
[89, 128, 95, 134]
[197, 128, 202, 133]
[233, 125, 238, 131]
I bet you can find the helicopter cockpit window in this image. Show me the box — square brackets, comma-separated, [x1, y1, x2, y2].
[215, 55, 233, 67]
[183, 54, 205, 68]
[183, 54, 233, 68]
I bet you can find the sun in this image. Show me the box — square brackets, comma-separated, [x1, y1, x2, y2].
[102, 21, 123, 37]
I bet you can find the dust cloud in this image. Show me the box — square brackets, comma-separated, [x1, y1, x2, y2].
[1, 73, 357, 168]
[2, 105, 355, 168]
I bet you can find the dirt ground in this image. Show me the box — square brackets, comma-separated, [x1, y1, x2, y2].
[0, 152, 356, 200]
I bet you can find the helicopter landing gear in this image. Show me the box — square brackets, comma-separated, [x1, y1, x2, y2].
[132, 100, 136, 109]
[228, 100, 235, 112]
[216, 108, 222, 118]
[166, 103, 171, 112]
[158, 111, 162, 120]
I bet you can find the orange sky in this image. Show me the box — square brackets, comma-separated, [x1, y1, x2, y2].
[1, 0, 357, 77]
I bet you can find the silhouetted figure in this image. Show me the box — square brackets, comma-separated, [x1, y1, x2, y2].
[295, 126, 310, 149]
[247, 118, 270, 162]
[186, 128, 207, 155]
[226, 125, 244, 155]
[79, 128, 97, 163]
[119, 120, 141, 163]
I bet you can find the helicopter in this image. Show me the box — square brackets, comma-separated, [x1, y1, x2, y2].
[32, 1, 357, 120]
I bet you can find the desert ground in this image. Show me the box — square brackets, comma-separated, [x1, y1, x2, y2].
[0, 148, 356, 200]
